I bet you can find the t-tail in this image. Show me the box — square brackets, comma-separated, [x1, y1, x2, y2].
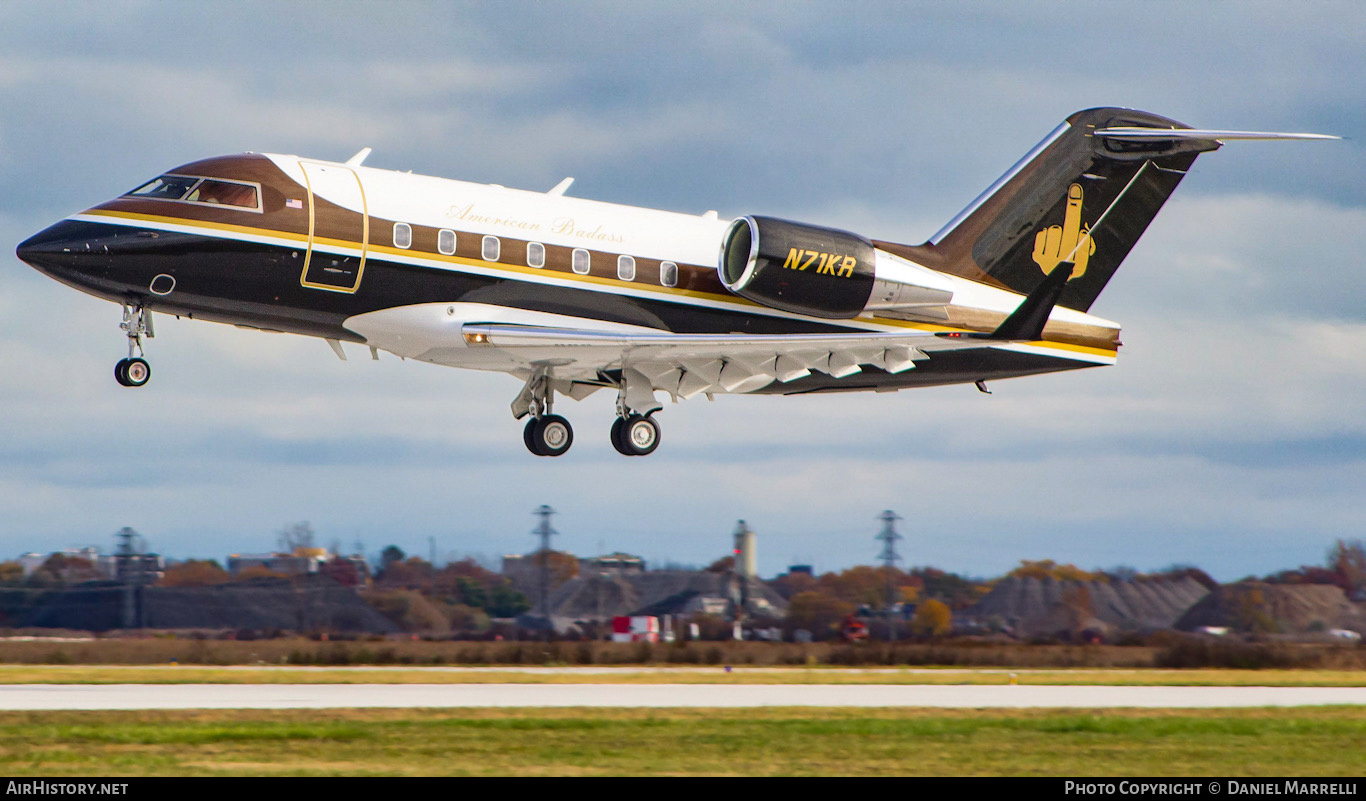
[875, 107, 1335, 313]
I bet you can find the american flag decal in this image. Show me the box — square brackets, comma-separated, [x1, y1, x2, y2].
[286, 198, 303, 209]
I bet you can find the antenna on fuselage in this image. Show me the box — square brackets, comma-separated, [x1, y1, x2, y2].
[345, 147, 372, 167]
[547, 177, 574, 196]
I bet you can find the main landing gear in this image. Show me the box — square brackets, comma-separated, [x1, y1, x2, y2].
[609, 366, 664, 457]
[114, 302, 153, 388]
[610, 413, 660, 457]
[513, 366, 664, 457]
[524, 414, 574, 457]
[515, 368, 575, 457]
[523, 410, 660, 457]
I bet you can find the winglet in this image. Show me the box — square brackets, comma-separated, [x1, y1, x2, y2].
[990, 263, 1074, 341]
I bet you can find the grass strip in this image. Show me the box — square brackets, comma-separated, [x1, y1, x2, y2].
[1, 707, 1363, 776]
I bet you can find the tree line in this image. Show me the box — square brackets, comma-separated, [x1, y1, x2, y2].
[4, 527, 1362, 640]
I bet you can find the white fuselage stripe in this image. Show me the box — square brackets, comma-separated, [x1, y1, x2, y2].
[69, 210, 1113, 366]
[68, 211, 908, 330]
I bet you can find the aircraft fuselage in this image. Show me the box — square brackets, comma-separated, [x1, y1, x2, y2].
[17, 151, 1119, 396]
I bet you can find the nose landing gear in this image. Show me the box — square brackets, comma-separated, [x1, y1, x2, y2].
[114, 356, 151, 387]
[114, 303, 154, 388]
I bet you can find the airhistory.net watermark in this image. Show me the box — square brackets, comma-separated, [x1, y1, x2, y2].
[6, 783, 129, 795]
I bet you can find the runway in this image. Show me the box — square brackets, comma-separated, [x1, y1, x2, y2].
[5, 683, 1366, 710]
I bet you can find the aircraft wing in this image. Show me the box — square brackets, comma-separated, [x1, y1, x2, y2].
[461, 321, 1023, 401]
[460, 259, 1095, 403]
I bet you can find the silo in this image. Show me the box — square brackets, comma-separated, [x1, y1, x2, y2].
[733, 520, 757, 578]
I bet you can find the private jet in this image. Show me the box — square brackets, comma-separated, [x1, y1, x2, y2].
[15, 107, 1332, 456]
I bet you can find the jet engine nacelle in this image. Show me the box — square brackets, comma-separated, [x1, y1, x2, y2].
[719, 216, 875, 318]
[719, 215, 954, 319]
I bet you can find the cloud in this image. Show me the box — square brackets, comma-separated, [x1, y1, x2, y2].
[1106, 194, 1366, 322]
[2, 2, 1365, 583]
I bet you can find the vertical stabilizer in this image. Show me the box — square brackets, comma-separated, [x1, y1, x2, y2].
[875, 108, 1221, 312]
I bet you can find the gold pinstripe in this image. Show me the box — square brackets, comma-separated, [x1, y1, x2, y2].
[76, 208, 1118, 361]
[299, 162, 368, 294]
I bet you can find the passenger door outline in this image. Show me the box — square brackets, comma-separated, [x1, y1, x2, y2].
[300, 161, 368, 293]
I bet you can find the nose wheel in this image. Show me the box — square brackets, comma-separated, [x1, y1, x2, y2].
[114, 357, 151, 387]
[115, 302, 154, 388]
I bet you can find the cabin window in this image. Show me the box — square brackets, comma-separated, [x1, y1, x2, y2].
[482, 235, 501, 262]
[438, 229, 456, 255]
[617, 255, 636, 282]
[572, 248, 590, 275]
[527, 242, 546, 268]
[660, 261, 678, 287]
[393, 223, 412, 249]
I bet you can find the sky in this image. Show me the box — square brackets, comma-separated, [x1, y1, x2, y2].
[1, 1, 1364, 581]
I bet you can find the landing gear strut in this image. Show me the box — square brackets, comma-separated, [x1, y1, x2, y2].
[114, 302, 153, 388]
[610, 368, 663, 456]
[514, 367, 574, 457]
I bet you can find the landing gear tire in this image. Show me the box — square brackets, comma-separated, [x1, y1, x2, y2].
[114, 357, 150, 388]
[524, 414, 573, 457]
[523, 418, 544, 455]
[611, 414, 660, 456]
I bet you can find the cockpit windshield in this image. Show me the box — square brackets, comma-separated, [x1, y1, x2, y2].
[185, 179, 259, 208]
[127, 175, 201, 200]
[124, 174, 262, 212]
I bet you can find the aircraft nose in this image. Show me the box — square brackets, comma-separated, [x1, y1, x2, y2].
[15, 229, 61, 264]
[15, 220, 108, 278]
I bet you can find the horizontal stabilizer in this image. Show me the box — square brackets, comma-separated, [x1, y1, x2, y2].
[1093, 128, 1339, 142]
